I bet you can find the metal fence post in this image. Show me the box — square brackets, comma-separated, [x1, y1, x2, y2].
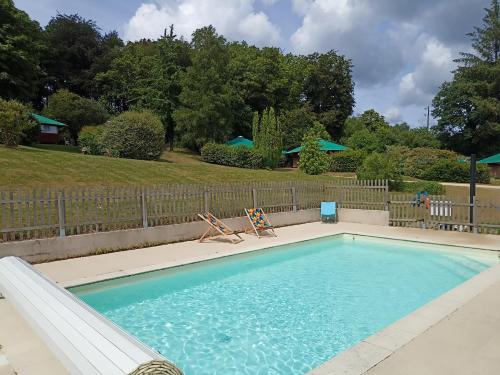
[291, 187, 297, 212]
[141, 189, 148, 228]
[57, 191, 66, 237]
[252, 188, 258, 208]
[473, 196, 478, 234]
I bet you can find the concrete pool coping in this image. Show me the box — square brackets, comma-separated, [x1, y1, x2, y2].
[1, 222, 500, 374]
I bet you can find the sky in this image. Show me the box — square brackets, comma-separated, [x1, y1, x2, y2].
[15, 0, 489, 127]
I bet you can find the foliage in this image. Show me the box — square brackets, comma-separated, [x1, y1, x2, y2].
[330, 149, 367, 172]
[356, 153, 403, 191]
[432, 0, 500, 157]
[0, 0, 45, 102]
[420, 159, 490, 184]
[299, 125, 330, 175]
[78, 126, 104, 155]
[100, 111, 164, 160]
[200, 143, 264, 169]
[43, 89, 109, 141]
[0, 99, 36, 146]
[402, 181, 445, 195]
[386, 146, 461, 179]
[174, 27, 248, 150]
[253, 107, 283, 168]
[304, 51, 355, 139]
[279, 105, 316, 150]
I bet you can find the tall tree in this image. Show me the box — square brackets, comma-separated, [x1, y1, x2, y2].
[174, 26, 248, 150]
[42, 14, 102, 97]
[433, 0, 500, 156]
[253, 107, 283, 168]
[304, 51, 355, 140]
[0, 0, 44, 102]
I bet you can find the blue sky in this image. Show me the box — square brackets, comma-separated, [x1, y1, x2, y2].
[15, 0, 488, 127]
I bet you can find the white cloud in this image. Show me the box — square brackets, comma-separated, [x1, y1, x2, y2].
[384, 107, 403, 124]
[124, 0, 281, 47]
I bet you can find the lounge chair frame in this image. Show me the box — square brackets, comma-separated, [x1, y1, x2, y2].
[244, 208, 277, 238]
[198, 212, 243, 243]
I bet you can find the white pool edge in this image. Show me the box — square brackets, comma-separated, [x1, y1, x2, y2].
[307, 262, 500, 375]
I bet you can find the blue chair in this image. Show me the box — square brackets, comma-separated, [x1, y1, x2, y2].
[321, 202, 337, 223]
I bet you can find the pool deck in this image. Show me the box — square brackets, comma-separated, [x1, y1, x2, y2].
[1, 222, 499, 375]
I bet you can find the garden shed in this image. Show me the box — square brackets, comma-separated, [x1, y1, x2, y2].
[285, 139, 347, 168]
[32, 113, 67, 144]
[478, 153, 500, 178]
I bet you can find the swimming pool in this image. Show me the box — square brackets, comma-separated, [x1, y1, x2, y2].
[71, 235, 496, 375]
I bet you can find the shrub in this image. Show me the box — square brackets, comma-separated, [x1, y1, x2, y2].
[330, 149, 367, 172]
[402, 181, 445, 195]
[0, 99, 37, 146]
[201, 143, 264, 169]
[356, 153, 403, 190]
[79, 126, 104, 155]
[101, 111, 165, 160]
[420, 159, 490, 184]
[298, 124, 330, 175]
[386, 146, 460, 179]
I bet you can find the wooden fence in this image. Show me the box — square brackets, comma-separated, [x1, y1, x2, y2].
[0, 180, 388, 242]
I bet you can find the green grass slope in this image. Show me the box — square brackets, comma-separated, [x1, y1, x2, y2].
[0, 145, 339, 188]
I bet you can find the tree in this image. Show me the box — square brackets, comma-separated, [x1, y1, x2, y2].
[357, 153, 403, 190]
[279, 105, 316, 150]
[298, 123, 330, 175]
[0, 99, 36, 146]
[433, 0, 500, 156]
[174, 26, 244, 150]
[42, 14, 103, 97]
[304, 51, 355, 139]
[0, 0, 44, 102]
[253, 107, 283, 168]
[43, 89, 109, 142]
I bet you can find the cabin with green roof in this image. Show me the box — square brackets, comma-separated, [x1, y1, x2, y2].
[478, 153, 500, 178]
[284, 139, 347, 168]
[32, 113, 67, 144]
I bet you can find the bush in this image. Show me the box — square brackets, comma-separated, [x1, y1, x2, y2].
[420, 159, 490, 184]
[402, 181, 445, 195]
[0, 99, 37, 146]
[101, 111, 165, 160]
[298, 123, 330, 175]
[356, 153, 403, 190]
[386, 146, 460, 179]
[201, 143, 264, 169]
[79, 126, 104, 155]
[330, 149, 367, 172]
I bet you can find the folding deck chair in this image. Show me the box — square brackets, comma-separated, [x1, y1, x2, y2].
[321, 202, 337, 223]
[198, 212, 243, 243]
[244, 208, 277, 238]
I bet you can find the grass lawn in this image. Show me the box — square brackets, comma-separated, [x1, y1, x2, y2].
[1, 145, 343, 188]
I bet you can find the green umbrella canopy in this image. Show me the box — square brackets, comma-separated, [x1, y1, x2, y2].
[478, 153, 500, 164]
[226, 136, 253, 148]
[31, 113, 66, 127]
[284, 139, 347, 154]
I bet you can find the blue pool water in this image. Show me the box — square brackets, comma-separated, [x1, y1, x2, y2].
[72, 235, 494, 375]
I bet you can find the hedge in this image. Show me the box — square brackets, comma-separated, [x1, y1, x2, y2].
[330, 149, 366, 172]
[201, 143, 264, 169]
[402, 181, 445, 195]
[79, 126, 104, 155]
[420, 159, 490, 184]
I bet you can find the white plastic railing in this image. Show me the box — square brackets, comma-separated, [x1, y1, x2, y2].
[0, 256, 183, 375]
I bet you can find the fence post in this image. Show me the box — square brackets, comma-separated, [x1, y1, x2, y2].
[291, 187, 297, 212]
[252, 188, 258, 208]
[57, 191, 66, 237]
[141, 189, 148, 228]
[204, 190, 209, 213]
[384, 179, 389, 211]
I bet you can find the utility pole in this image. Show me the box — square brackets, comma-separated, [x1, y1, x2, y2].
[425, 106, 430, 130]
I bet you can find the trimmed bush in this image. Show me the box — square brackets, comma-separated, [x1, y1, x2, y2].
[420, 159, 490, 184]
[101, 111, 165, 160]
[356, 153, 403, 191]
[79, 126, 104, 155]
[402, 181, 445, 195]
[0, 99, 37, 146]
[330, 149, 367, 172]
[201, 143, 264, 169]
